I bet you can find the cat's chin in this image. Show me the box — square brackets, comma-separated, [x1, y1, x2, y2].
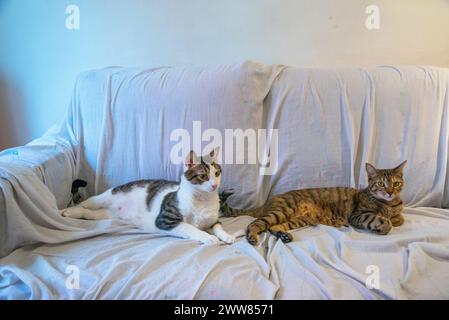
[374, 193, 397, 202]
[194, 186, 219, 193]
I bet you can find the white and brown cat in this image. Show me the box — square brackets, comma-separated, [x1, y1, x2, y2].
[60, 147, 236, 244]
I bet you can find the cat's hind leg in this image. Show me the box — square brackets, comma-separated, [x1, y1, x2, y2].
[268, 226, 293, 243]
[61, 207, 111, 220]
[79, 189, 113, 210]
[246, 219, 269, 246]
[268, 217, 311, 243]
[60, 189, 113, 219]
[246, 209, 287, 245]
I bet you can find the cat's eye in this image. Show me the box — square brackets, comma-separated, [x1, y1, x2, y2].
[199, 174, 208, 180]
[393, 181, 402, 188]
[215, 171, 220, 177]
[376, 181, 385, 187]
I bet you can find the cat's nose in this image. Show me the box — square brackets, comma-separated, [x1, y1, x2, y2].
[211, 184, 218, 191]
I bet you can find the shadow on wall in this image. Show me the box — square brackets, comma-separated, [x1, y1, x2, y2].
[0, 73, 29, 150]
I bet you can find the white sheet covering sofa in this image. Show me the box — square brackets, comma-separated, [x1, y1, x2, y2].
[1, 61, 449, 299]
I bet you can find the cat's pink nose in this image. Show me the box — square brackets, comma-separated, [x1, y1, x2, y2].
[211, 184, 218, 191]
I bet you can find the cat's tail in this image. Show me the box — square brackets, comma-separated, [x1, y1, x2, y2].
[219, 189, 265, 218]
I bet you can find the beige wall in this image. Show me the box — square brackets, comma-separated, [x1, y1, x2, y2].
[1, 0, 448, 149]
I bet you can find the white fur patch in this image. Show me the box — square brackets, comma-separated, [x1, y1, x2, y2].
[107, 184, 179, 231]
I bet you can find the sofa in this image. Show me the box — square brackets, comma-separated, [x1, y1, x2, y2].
[1, 61, 449, 299]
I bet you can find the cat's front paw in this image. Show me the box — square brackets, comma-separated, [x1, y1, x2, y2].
[370, 216, 393, 235]
[200, 234, 221, 245]
[219, 234, 236, 244]
[390, 214, 405, 227]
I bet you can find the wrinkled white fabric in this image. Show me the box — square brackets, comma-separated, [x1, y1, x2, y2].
[252, 66, 449, 208]
[0, 61, 283, 257]
[69, 62, 284, 208]
[1, 62, 449, 299]
[0, 209, 448, 299]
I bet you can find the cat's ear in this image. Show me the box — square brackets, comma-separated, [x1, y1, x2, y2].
[393, 160, 407, 174]
[184, 150, 199, 168]
[365, 163, 378, 178]
[209, 146, 220, 162]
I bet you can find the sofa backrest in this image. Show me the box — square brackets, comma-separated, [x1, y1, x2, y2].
[66, 62, 284, 208]
[263, 66, 449, 208]
[66, 63, 449, 209]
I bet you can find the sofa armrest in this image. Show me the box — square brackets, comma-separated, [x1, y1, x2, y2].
[0, 126, 77, 257]
[0, 128, 76, 209]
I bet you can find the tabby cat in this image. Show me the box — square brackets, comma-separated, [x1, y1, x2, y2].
[220, 161, 406, 245]
[61, 148, 236, 244]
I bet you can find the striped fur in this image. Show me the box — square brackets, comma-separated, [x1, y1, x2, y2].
[155, 191, 183, 230]
[219, 189, 265, 218]
[223, 161, 407, 245]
